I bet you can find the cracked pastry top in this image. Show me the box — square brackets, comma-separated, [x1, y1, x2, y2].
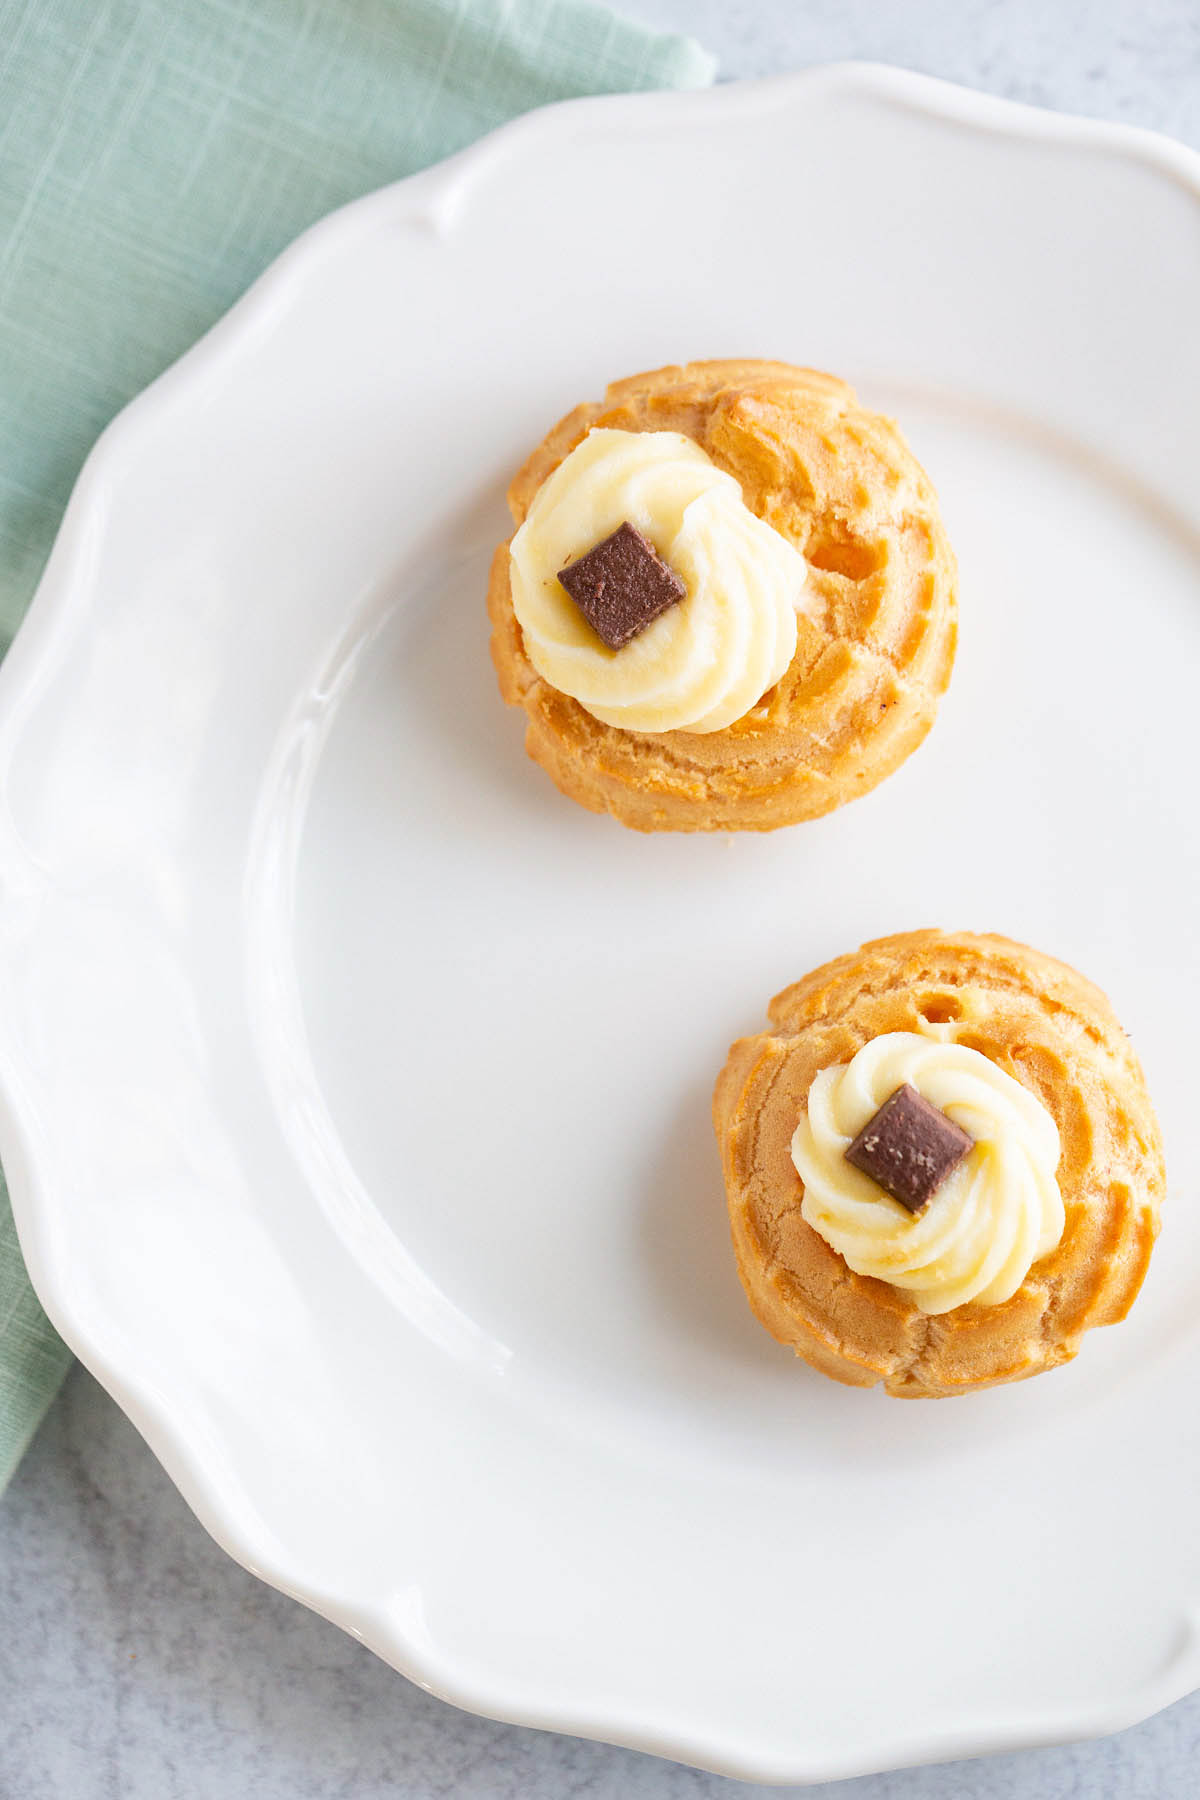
[487, 359, 958, 832]
[713, 930, 1165, 1397]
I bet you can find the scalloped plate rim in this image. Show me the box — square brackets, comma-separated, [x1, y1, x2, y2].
[1, 62, 1199, 1786]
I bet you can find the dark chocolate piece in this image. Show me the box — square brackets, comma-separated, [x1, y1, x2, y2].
[557, 521, 686, 650]
[844, 1083, 974, 1214]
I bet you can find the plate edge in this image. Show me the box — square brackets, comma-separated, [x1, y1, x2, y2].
[1, 61, 1199, 1783]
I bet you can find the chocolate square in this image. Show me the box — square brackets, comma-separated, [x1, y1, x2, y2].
[557, 520, 686, 650]
[844, 1083, 974, 1214]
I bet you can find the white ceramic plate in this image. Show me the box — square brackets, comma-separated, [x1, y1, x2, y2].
[2, 64, 1199, 1785]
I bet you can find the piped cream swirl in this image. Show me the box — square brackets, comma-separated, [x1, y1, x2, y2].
[509, 428, 807, 733]
[790, 1032, 1064, 1314]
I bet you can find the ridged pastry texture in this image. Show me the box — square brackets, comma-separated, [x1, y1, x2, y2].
[488, 360, 958, 832]
[713, 931, 1165, 1397]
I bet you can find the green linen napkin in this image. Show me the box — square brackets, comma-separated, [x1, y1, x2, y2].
[0, 0, 715, 1494]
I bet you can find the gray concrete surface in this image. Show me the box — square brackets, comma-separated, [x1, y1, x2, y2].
[4, 3, 1199, 1794]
